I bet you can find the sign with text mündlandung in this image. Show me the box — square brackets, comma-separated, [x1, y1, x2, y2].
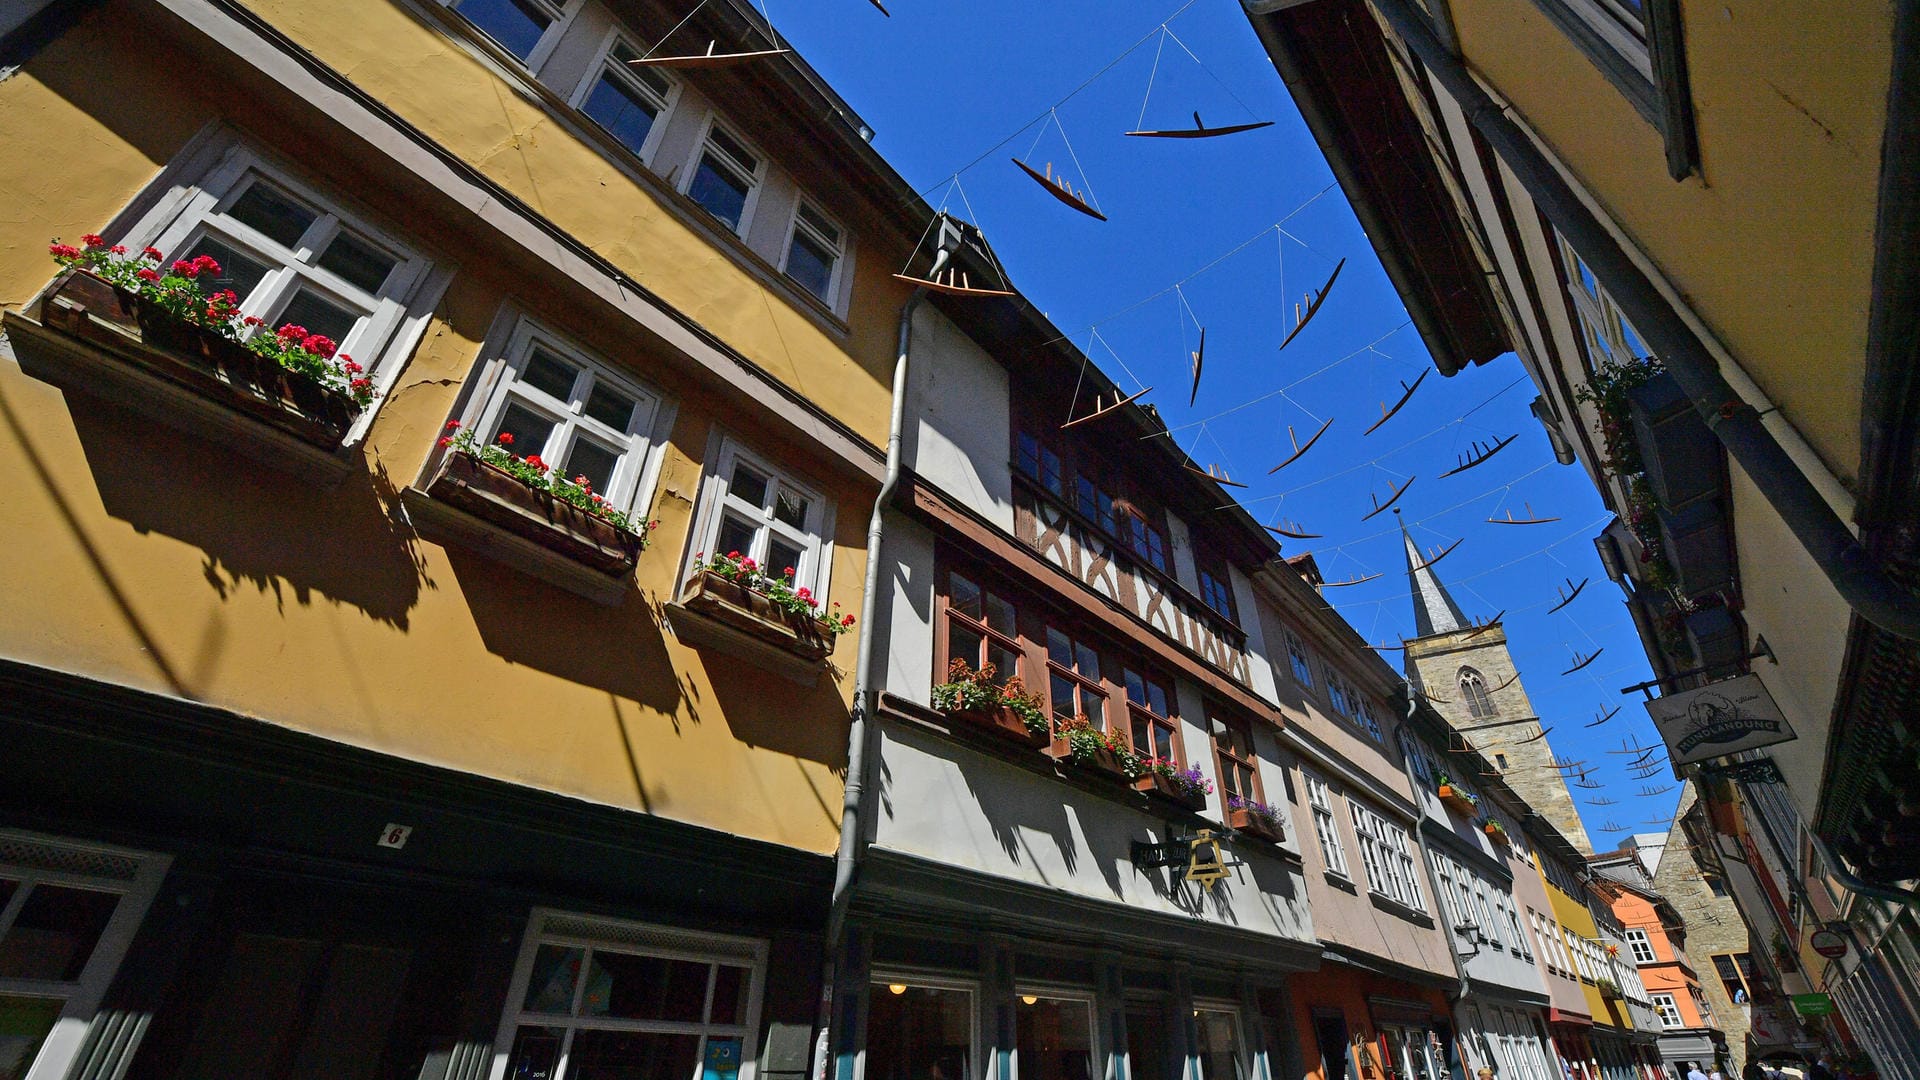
[1645, 673, 1796, 766]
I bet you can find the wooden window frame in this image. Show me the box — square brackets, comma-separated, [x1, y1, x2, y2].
[1045, 623, 1112, 734]
[1209, 708, 1264, 807]
[1010, 417, 1173, 576]
[1518, 0, 1697, 179]
[1122, 665, 1184, 765]
[937, 564, 1026, 691]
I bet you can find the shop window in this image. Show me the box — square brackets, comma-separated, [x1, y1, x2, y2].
[693, 438, 833, 597]
[1209, 711, 1262, 807]
[462, 320, 668, 518]
[1624, 928, 1657, 964]
[867, 980, 973, 1080]
[783, 203, 844, 305]
[683, 122, 764, 235]
[1193, 1007, 1245, 1080]
[1046, 626, 1108, 731]
[142, 155, 433, 389]
[448, 0, 569, 62]
[1124, 668, 1181, 763]
[1304, 771, 1349, 878]
[577, 37, 677, 162]
[1015, 993, 1092, 1080]
[1127, 1003, 1173, 1080]
[943, 569, 1022, 687]
[495, 911, 764, 1080]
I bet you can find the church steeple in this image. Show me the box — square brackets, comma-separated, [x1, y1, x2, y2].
[1401, 511, 1467, 639]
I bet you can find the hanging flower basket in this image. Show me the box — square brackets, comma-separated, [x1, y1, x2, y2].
[1227, 796, 1286, 844]
[1484, 820, 1511, 846]
[426, 453, 646, 576]
[37, 267, 361, 450]
[1132, 759, 1213, 812]
[1437, 782, 1480, 816]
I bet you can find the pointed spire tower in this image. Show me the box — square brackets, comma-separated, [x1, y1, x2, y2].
[1398, 513, 1595, 854]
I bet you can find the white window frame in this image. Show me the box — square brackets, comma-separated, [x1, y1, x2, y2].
[571, 27, 681, 166]
[1304, 772, 1349, 879]
[689, 435, 836, 600]
[1191, 1001, 1250, 1080]
[1350, 803, 1423, 913]
[1355, 696, 1385, 742]
[869, 971, 981, 1080]
[1507, 899, 1531, 960]
[1326, 671, 1351, 718]
[779, 200, 849, 311]
[1013, 986, 1099, 1077]
[680, 115, 767, 238]
[456, 316, 675, 521]
[1624, 928, 1657, 964]
[1285, 631, 1314, 689]
[1648, 993, 1682, 1030]
[0, 830, 170, 1080]
[488, 908, 768, 1080]
[442, 0, 579, 69]
[130, 145, 440, 424]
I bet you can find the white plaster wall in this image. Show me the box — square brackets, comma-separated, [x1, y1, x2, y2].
[905, 305, 1014, 531]
[1457, 861, 1551, 998]
[1167, 515, 1201, 594]
[873, 724, 1315, 943]
[1173, 677, 1225, 820]
[876, 515, 937, 709]
[1230, 566, 1280, 708]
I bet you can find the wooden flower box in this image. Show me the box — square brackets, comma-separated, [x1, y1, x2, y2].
[668, 570, 835, 685]
[947, 705, 1050, 749]
[1484, 822, 1511, 846]
[1438, 784, 1479, 816]
[1228, 806, 1285, 844]
[1133, 772, 1208, 812]
[1048, 736, 1129, 780]
[1626, 373, 1724, 512]
[426, 453, 643, 577]
[35, 269, 359, 451]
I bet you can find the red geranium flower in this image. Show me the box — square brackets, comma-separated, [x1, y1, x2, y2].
[191, 254, 221, 275]
[525, 455, 546, 470]
[136, 268, 161, 282]
[49, 243, 82, 259]
[110, 245, 126, 255]
[81, 233, 105, 247]
[171, 260, 199, 277]
[301, 335, 337, 358]
[496, 432, 513, 445]
[445, 420, 461, 430]
[438, 436, 453, 448]
[276, 323, 308, 342]
[142, 247, 164, 260]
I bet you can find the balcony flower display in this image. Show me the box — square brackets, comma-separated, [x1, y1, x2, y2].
[1433, 774, 1480, 815]
[1134, 758, 1213, 811]
[441, 425, 658, 543]
[1051, 716, 1143, 780]
[1574, 356, 1680, 592]
[931, 659, 1050, 748]
[1594, 976, 1621, 999]
[690, 551, 855, 635]
[1483, 819, 1510, 845]
[1226, 794, 1285, 843]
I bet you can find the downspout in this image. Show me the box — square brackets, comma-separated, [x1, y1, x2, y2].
[825, 234, 957, 950]
[1347, 0, 1920, 642]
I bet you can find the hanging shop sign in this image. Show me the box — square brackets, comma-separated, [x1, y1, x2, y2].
[1809, 928, 1848, 960]
[1789, 994, 1836, 1017]
[1644, 673, 1796, 766]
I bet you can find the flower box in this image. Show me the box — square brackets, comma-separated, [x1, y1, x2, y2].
[949, 705, 1050, 750]
[1438, 784, 1479, 816]
[1657, 499, 1735, 600]
[1048, 736, 1130, 780]
[36, 269, 360, 451]
[1595, 978, 1622, 1000]
[1484, 822, 1511, 846]
[1626, 373, 1723, 512]
[426, 453, 643, 577]
[1228, 806, 1285, 844]
[677, 568, 834, 663]
[1133, 771, 1208, 812]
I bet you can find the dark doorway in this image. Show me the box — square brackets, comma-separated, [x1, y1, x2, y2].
[1313, 1012, 1351, 1080]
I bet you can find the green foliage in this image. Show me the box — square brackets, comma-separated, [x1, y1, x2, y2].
[932, 659, 1048, 734]
[692, 550, 855, 635]
[443, 425, 660, 542]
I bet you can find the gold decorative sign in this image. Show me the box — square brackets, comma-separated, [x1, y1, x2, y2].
[1184, 829, 1228, 891]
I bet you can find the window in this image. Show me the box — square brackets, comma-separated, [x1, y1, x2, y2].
[449, 0, 568, 61]
[1495, 752, 1509, 770]
[1508, 900, 1531, 959]
[684, 122, 763, 234]
[1016, 993, 1093, 1080]
[143, 157, 432, 391]
[943, 569, 1022, 688]
[1400, 730, 1439, 790]
[1114, 497, 1168, 573]
[1286, 631, 1314, 689]
[869, 979, 973, 1080]
[1197, 558, 1238, 623]
[494, 910, 764, 1080]
[783, 203, 844, 305]
[1193, 1007, 1246, 1080]
[466, 321, 668, 517]
[1013, 424, 1184, 582]
[1305, 772, 1349, 878]
[1210, 711, 1262, 808]
[1459, 667, 1497, 718]
[1327, 671, 1352, 719]
[1350, 803, 1423, 912]
[1015, 432, 1065, 497]
[696, 439, 833, 597]
[1624, 928, 1657, 964]
[1649, 994, 1682, 1030]
[1434, 855, 1462, 929]
[1710, 953, 1752, 1004]
[578, 37, 676, 162]
[1355, 697, 1385, 742]
[1047, 626, 1108, 731]
[1124, 667, 1181, 763]
[1521, 1, 1696, 180]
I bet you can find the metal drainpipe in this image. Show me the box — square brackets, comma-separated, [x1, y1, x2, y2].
[1345, 0, 1920, 642]
[825, 239, 956, 951]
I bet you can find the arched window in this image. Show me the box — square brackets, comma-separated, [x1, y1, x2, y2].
[1459, 667, 1497, 718]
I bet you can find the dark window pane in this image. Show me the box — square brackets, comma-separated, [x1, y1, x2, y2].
[1050, 673, 1077, 720]
[773, 488, 809, 529]
[317, 229, 398, 294]
[786, 228, 836, 301]
[707, 127, 758, 174]
[564, 436, 620, 493]
[495, 402, 557, 459]
[521, 347, 579, 401]
[0, 993, 63, 1080]
[0, 884, 120, 981]
[768, 538, 804, 582]
[1131, 714, 1151, 754]
[583, 71, 662, 156]
[581, 950, 707, 1022]
[1016, 434, 1040, 479]
[181, 237, 271, 303]
[689, 152, 752, 231]
[868, 984, 972, 1080]
[987, 641, 1020, 686]
[1152, 723, 1174, 760]
[275, 289, 359, 345]
[1084, 693, 1105, 729]
[567, 1029, 701, 1080]
[948, 624, 984, 672]
[521, 944, 583, 1013]
[1125, 669, 1146, 707]
[585, 383, 636, 431]
[730, 464, 768, 507]
[609, 42, 672, 96]
[982, 591, 1016, 636]
[1074, 642, 1100, 680]
[227, 182, 317, 248]
[715, 515, 756, 560]
[453, 0, 552, 60]
[1046, 627, 1072, 669]
[1016, 996, 1093, 1080]
[1148, 682, 1168, 717]
[0, 880, 15, 913]
[504, 1025, 565, 1080]
[711, 964, 749, 1024]
[948, 574, 981, 621]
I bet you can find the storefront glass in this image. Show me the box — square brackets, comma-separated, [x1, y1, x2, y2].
[869, 983, 974, 1080]
[1193, 1008, 1243, 1080]
[1016, 994, 1094, 1080]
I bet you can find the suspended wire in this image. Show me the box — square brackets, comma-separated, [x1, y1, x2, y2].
[1135, 29, 1170, 131]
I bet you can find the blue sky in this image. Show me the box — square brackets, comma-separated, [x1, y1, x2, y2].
[769, 0, 1677, 845]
